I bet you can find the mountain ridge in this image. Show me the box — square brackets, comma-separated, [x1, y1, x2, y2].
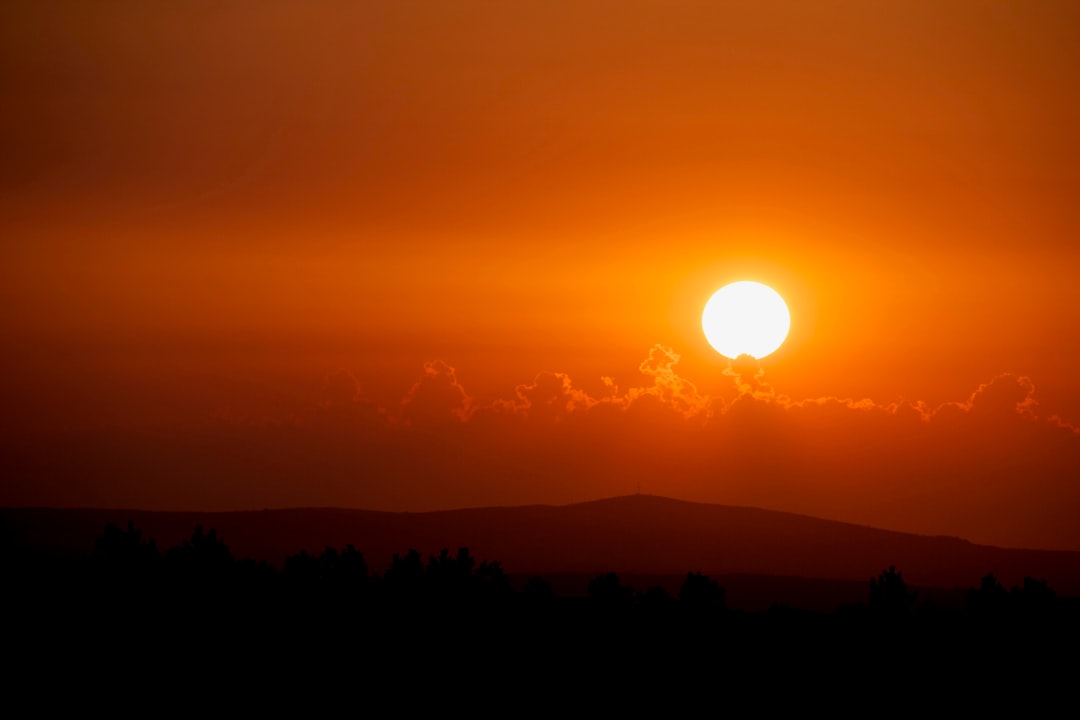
[4, 494, 1079, 595]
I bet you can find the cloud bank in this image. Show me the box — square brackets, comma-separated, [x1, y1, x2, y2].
[3, 345, 1078, 551]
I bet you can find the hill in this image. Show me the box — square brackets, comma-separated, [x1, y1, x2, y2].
[4, 494, 1079, 597]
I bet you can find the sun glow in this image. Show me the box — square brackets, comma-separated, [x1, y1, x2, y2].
[702, 281, 791, 360]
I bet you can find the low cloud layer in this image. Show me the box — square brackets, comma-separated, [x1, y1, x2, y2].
[3, 345, 1078, 551]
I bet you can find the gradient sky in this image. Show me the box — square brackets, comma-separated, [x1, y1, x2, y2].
[3, 1, 1080, 550]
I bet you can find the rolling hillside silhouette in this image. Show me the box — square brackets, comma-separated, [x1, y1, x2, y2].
[5, 494, 1080, 598]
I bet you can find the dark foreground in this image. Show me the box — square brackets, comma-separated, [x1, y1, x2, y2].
[5, 522, 1079, 706]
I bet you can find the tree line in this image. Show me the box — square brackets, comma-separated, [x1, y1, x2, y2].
[5, 520, 1079, 686]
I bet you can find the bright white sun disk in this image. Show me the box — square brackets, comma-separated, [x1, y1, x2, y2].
[702, 281, 790, 360]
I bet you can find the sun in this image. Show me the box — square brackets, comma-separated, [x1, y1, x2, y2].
[702, 281, 791, 360]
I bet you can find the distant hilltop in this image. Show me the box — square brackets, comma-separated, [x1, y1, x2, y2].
[4, 494, 1080, 595]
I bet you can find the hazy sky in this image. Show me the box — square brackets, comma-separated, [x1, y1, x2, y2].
[3, 1, 1079, 549]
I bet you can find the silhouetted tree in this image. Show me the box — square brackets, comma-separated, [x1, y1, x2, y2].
[384, 548, 425, 599]
[283, 548, 319, 578]
[523, 575, 553, 602]
[335, 544, 368, 577]
[588, 572, 634, 609]
[639, 585, 675, 613]
[869, 565, 917, 617]
[88, 522, 163, 623]
[475, 558, 511, 597]
[283, 545, 367, 587]
[164, 525, 234, 586]
[1011, 576, 1056, 617]
[967, 573, 1009, 617]
[679, 571, 726, 611]
[332, 544, 369, 594]
[92, 521, 160, 577]
[426, 547, 476, 597]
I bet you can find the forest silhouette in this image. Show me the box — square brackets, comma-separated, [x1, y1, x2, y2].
[6, 518, 1079, 693]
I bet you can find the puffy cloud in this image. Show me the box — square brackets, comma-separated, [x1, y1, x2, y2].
[399, 360, 472, 427]
[9, 345, 1079, 550]
[501, 371, 595, 424]
[722, 353, 773, 397]
[1050, 415, 1080, 435]
[953, 373, 1038, 420]
[319, 369, 363, 409]
[623, 345, 713, 419]
[306, 369, 384, 433]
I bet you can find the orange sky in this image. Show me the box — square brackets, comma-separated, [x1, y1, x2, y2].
[3, 1, 1080, 550]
